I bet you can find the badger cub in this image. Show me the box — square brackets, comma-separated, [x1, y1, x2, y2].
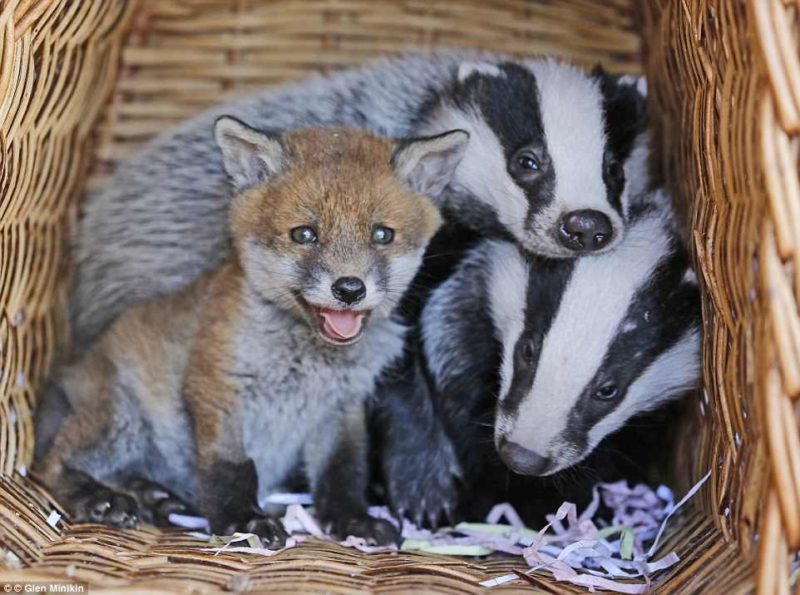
[36, 120, 467, 546]
[382, 192, 702, 523]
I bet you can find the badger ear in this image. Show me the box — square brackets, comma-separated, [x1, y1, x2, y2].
[592, 66, 648, 155]
[619, 74, 647, 97]
[457, 61, 503, 83]
[592, 64, 647, 93]
[392, 129, 469, 198]
[682, 267, 698, 286]
[592, 66, 648, 117]
[591, 63, 608, 79]
[214, 116, 286, 190]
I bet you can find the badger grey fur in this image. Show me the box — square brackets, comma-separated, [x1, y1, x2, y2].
[380, 191, 701, 523]
[71, 52, 648, 352]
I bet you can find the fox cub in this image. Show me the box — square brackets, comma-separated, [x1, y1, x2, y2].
[35, 118, 468, 546]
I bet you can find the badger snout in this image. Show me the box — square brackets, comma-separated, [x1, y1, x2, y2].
[497, 437, 553, 476]
[557, 209, 613, 253]
[331, 276, 366, 305]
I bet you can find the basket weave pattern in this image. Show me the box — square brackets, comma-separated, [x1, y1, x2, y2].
[1, 0, 797, 592]
[643, 1, 800, 592]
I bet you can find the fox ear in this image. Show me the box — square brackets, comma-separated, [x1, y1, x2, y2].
[392, 129, 469, 198]
[214, 116, 286, 190]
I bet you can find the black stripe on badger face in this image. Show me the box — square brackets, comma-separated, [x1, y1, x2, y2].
[492, 207, 701, 476]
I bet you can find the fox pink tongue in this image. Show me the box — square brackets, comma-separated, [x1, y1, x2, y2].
[320, 309, 364, 340]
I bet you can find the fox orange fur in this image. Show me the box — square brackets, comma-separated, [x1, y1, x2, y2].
[35, 119, 468, 545]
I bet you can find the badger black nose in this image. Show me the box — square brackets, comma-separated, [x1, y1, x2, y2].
[558, 210, 613, 252]
[498, 440, 552, 476]
[332, 276, 366, 305]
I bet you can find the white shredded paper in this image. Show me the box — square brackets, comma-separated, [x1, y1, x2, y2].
[168, 475, 710, 593]
[263, 492, 314, 506]
[168, 513, 209, 531]
[46, 510, 61, 528]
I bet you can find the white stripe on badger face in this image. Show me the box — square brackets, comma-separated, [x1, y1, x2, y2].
[485, 241, 529, 402]
[524, 60, 624, 238]
[416, 107, 529, 242]
[505, 213, 671, 456]
[586, 327, 701, 453]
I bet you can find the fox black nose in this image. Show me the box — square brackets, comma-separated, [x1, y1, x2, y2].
[497, 439, 552, 476]
[332, 277, 366, 305]
[558, 209, 613, 252]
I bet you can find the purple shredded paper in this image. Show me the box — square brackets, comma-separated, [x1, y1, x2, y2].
[169, 472, 710, 593]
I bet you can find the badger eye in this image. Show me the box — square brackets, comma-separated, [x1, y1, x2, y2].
[372, 225, 395, 245]
[517, 153, 540, 171]
[593, 384, 619, 401]
[520, 340, 536, 362]
[290, 226, 318, 244]
[605, 156, 624, 185]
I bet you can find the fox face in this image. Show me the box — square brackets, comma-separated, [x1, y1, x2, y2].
[215, 118, 468, 345]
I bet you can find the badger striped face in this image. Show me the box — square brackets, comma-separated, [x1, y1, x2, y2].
[489, 199, 701, 475]
[416, 59, 648, 259]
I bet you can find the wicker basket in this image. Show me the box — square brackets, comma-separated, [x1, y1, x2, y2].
[1, 0, 798, 592]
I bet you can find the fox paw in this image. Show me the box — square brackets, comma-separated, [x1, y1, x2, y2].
[223, 516, 288, 549]
[328, 516, 400, 546]
[72, 488, 140, 529]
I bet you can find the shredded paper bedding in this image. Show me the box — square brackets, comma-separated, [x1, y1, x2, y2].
[166, 472, 711, 593]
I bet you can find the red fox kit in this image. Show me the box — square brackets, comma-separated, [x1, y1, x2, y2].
[35, 119, 468, 546]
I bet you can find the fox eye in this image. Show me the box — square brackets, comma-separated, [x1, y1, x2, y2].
[593, 384, 619, 401]
[372, 225, 394, 245]
[290, 226, 318, 244]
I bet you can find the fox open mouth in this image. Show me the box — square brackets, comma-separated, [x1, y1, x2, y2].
[299, 300, 370, 345]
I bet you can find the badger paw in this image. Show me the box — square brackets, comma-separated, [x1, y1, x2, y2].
[72, 487, 140, 529]
[223, 516, 289, 550]
[328, 516, 400, 546]
[384, 434, 461, 529]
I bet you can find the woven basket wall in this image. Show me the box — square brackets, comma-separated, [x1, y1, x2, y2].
[0, 0, 797, 592]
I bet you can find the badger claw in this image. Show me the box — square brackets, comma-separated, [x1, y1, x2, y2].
[442, 503, 455, 528]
